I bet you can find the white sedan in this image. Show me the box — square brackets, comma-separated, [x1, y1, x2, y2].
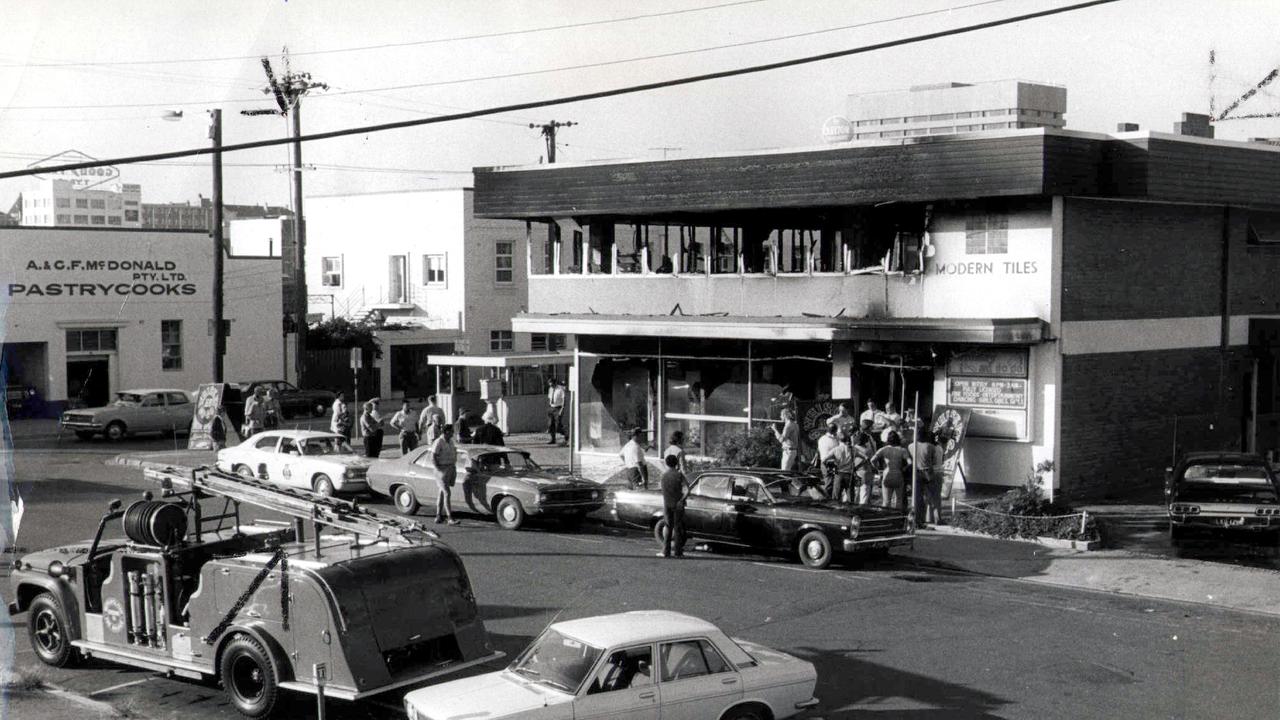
[404, 610, 819, 720]
[215, 430, 371, 496]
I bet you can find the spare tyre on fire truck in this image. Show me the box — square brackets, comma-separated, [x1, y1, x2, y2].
[7, 466, 501, 717]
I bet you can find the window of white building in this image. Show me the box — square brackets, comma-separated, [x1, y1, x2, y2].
[321, 256, 343, 287]
[495, 242, 514, 283]
[490, 330, 513, 351]
[161, 320, 183, 370]
[423, 254, 446, 285]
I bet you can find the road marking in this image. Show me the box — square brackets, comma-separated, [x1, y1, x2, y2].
[547, 533, 605, 544]
[89, 677, 153, 696]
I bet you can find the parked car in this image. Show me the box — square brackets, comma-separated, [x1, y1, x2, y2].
[235, 380, 335, 418]
[1165, 451, 1280, 547]
[215, 430, 371, 496]
[613, 468, 914, 569]
[403, 610, 819, 720]
[367, 445, 605, 530]
[61, 389, 194, 441]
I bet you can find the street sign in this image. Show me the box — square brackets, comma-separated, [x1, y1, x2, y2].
[349, 347, 362, 370]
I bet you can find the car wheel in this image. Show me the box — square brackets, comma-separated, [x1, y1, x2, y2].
[104, 421, 127, 442]
[721, 704, 768, 720]
[28, 593, 78, 668]
[394, 485, 420, 515]
[312, 402, 327, 418]
[496, 496, 526, 530]
[313, 474, 336, 498]
[74, 431, 94, 441]
[653, 517, 670, 547]
[798, 530, 833, 569]
[234, 465, 254, 479]
[219, 633, 279, 719]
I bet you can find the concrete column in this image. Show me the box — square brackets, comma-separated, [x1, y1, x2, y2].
[831, 342, 854, 401]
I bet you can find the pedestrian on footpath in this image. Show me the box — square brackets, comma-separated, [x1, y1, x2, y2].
[815, 423, 840, 471]
[242, 386, 268, 438]
[454, 408, 473, 444]
[772, 408, 800, 471]
[664, 431, 688, 476]
[659, 454, 688, 558]
[546, 378, 566, 445]
[620, 428, 649, 489]
[860, 400, 883, 434]
[390, 400, 418, 455]
[908, 430, 945, 526]
[360, 399, 384, 458]
[826, 402, 857, 438]
[430, 424, 461, 525]
[472, 410, 505, 446]
[263, 387, 282, 430]
[418, 395, 447, 445]
[880, 401, 904, 444]
[827, 428, 855, 503]
[873, 431, 912, 512]
[852, 429, 876, 505]
[330, 392, 352, 439]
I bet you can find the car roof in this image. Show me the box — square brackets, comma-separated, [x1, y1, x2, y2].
[460, 444, 526, 454]
[118, 388, 190, 395]
[1180, 452, 1267, 465]
[255, 430, 343, 440]
[697, 467, 813, 480]
[552, 611, 720, 648]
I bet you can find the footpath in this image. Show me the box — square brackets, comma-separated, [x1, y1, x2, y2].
[100, 432, 1280, 621]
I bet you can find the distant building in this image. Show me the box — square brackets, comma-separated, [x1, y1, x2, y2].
[19, 179, 142, 228]
[141, 197, 293, 231]
[847, 80, 1066, 141]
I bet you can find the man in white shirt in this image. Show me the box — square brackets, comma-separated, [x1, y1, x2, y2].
[860, 400, 885, 434]
[417, 395, 447, 446]
[390, 400, 418, 455]
[547, 379, 566, 445]
[619, 428, 649, 489]
[816, 424, 841, 466]
[826, 402, 857, 437]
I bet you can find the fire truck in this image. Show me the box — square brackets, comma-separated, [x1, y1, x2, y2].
[7, 466, 501, 717]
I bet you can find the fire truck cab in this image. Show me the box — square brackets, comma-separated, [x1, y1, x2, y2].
[8, 467, 499, 717]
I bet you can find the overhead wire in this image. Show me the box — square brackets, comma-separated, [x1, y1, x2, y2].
[0, 0, 1122, 181]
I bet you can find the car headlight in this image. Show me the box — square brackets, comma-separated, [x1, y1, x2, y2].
[848, 516, 861, 539]
[592, 490, 601, 500]
[537, 491, 548, 503]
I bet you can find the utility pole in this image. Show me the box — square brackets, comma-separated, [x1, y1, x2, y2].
[245, 50, 326, 387]
[529, 120, 576, 163]
[209, 109, 225, 382]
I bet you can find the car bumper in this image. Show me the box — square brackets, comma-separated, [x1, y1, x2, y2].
[842, 533, 915, 552]
[1171, 517, 1278, 533]
[8, 601, 20, 616]
[533, 500, 605, 515]
[335, 478, 369, 492]
[61, 420, 103, 429]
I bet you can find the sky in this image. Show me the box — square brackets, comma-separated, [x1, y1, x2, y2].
[3, 0, 1280, 209]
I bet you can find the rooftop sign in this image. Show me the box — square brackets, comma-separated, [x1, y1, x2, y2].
[27, 149, 120, 190]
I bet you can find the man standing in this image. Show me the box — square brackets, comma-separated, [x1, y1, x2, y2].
[826, 402, 857, 438]
[360, 399, 384, 458]
[620, 428, 649, 489]
[826, 429, 855, 502]
[546, 378, 566, 445]
[454, 408, 473, 443]
[430, 425, 461, 526]
[908, 429, 945, 525]
[472, 410, 505, 446]
[861, 400, 886, 435]
[659, 454, 688, 558]
[418, 395, 447, 444]
[263, 387, 282, 430]
[390, 400, 418, 455]
[330, 392, 352, 439]
[873, 431, 913, 512]
[242, 386, 268, 438]
[816, 423, 840, 469]
[772, 408, 800, 471]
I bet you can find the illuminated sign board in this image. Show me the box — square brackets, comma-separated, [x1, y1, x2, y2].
[27, 150, 120, 190]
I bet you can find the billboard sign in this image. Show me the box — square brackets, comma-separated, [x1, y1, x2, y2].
[27, 149, 120, 189]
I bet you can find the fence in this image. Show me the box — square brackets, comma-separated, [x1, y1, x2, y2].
[304, 348, 379, 400]
[948, 497, 1097, 541]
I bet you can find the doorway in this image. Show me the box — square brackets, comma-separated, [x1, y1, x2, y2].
[67, 356, 110, 408]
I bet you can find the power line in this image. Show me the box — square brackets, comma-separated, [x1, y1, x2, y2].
[0, 0, 1013, 111]
[0, 0, 770, 68]
[0, 0, 1121, 182]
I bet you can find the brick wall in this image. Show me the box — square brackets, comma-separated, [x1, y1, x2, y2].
[1059, 347, 1246, 499]
[1061, 198, 1224, 322]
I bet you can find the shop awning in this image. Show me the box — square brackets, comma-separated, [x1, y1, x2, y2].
[425, 351, 574, 367]
[511, 314, 1048, 345]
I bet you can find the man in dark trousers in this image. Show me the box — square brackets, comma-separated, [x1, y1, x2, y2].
[659, 454, 689, 558]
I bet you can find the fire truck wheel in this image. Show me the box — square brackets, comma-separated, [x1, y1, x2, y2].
[496, 496, 526, 530]
[313, 475, 336, 498]
[394, 485, 420, 515]
[220, 633, 279, 719]
[28, 593, 78, 667]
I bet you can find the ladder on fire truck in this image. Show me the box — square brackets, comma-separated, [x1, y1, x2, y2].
[142, 466, 440, 552]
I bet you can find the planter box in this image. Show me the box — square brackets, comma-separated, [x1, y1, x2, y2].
[921, 523, 1103, 551]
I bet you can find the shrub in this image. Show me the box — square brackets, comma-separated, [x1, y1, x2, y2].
[709, 426, 782, 468]
[950, 461, 1101, 541]
[307, 317, 383, 358]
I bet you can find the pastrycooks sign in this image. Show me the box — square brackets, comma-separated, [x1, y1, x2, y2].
[9, 258, 196, 297]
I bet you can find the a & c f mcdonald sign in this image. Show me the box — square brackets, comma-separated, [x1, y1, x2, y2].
[27, 149, 120, 190]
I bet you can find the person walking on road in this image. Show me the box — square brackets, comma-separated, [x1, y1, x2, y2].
[390, 400, 418, 455]
[330, 392, 352, 439]
[360, 399, 384, 458]
[430, 425, 461, 525]
[547, 378, 566, 445]
[242, 386, 268, 438]
[873, 431, 912, 512]
[773, 408, 800, 471]
[620, 428, 649, 490]
[659, 454, 689, 558]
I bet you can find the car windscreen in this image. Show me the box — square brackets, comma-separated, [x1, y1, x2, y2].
[509, 628, 602, 694]
[301, 437, 355, 456]
[1178, 464, 1278, 504]
[476, 452, 539, 472]
[113, 393, 143, 405]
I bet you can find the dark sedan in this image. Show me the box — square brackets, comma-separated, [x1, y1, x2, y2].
[1166, 452, 1280, 548]
[237, 380, 336, 418]
[612, 468, 915, 569]
[366, 445, 606, 530]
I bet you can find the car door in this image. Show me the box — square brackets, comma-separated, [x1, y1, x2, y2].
[276, 438, 307, 489]
[165, 392, 193, 433]
[250, 435, 282, 481]
[728, 475, 779, 548]
[138, 392, 166, 432]
[456, 450, 493, 514]
[575, 643, 660, 720]
[657, 638, 742, 720]
[684, 475, 735, 541]
[409, 448, 442, 508]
